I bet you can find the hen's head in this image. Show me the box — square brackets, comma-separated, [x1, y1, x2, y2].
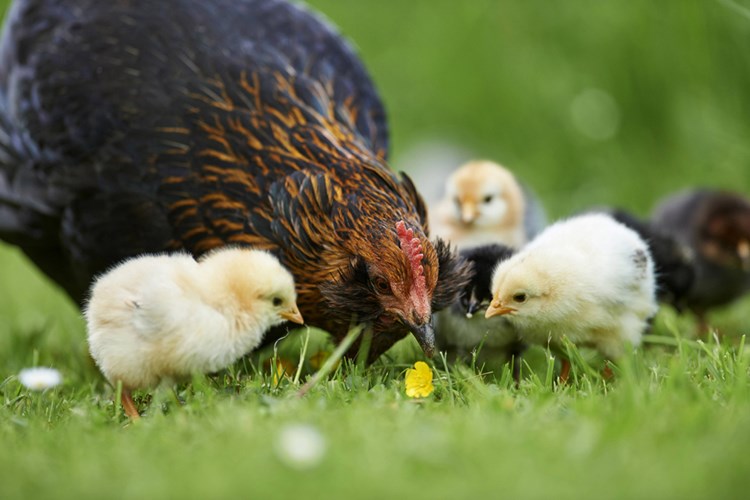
[320, 220, 469, 360]
[699, 194, 750, 271]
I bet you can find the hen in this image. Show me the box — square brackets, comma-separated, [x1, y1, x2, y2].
[0, 0, 467, 362]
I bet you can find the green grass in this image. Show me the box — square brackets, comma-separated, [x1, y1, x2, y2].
[3, 0, 750, 498]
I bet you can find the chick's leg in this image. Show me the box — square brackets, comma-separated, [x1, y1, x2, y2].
[121, 389, 141, 420]
[558, 359, 571, 385]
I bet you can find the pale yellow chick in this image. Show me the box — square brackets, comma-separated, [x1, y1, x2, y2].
[485, 214, 658, 380]
[431, 160, 532, 249]
[85, 247, 303, 418]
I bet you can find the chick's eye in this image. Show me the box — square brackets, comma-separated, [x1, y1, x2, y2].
[373, 278, 391, 293]
[512, 293, 527, 304]
[272, 297, 283, 307]
[483, 195, 493, 204]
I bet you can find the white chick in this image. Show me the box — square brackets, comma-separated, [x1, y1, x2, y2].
[430, 160, 546, 249]
[485, 213, 658, 381]
[85, 247, 303, 418]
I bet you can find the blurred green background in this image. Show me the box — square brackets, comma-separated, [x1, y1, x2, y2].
[2, 0, 750, 354]
[320, 0, 750, 214]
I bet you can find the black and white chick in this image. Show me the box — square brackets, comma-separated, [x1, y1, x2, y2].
[435, 244, 526, 379]
[651, 189, 750, 330]
[486, 214, 658, 381]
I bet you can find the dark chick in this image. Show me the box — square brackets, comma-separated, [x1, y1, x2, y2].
[436, 244, 525, 378]
[0, 0, 468, 362]
[651, 189, 750, 327]
[605, 209, 695, 310]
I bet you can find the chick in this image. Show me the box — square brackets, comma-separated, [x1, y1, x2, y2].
[430, 160, 546, 249]
[436, 244, 525, 379]
[85, 247, 303, 418]
[651, 189, 750, 330]
[588, 208, 695, 310]
[486, 214, 658, 381]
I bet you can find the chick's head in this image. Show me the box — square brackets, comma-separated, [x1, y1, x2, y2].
[444, 160, 525, 228]
[457, 244, 515, 316]
[485, 257, 560, 325]
[199, 247, 303, 328]
[700, 194, 750, 271]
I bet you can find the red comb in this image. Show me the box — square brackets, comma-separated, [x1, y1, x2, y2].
[396, 221, 429, 319]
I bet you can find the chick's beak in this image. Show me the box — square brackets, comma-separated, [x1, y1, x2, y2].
[485, 299, 516, 319]
[405, 320, 436, 358]
[466, 296, 482, 318]
[280, 304, 304, 325]
[461, 203, 478, 225]
[738, 239, 750, 271]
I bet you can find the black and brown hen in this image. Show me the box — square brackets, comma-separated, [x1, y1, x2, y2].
[0, 0, 468, 362]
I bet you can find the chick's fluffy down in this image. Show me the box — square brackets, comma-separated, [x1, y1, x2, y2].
[85, 250, 296, 389]
[491, 214, 658, 359]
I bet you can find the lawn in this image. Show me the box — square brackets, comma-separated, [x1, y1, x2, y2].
[2, 0, 750, 498]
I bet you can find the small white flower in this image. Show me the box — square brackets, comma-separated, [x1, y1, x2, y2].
[18, 367, 62, 391]
[275, 424, 327, 469]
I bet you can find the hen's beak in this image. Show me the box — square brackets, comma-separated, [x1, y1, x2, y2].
[485, 299, 516, 319]
[280, 304, 304, 325]
[406, 320, 436, 358]
[461, 203, 478, 225]
[738, 239, 750, 271]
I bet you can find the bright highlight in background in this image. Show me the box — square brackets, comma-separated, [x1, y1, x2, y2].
[570, 88, 620, 141]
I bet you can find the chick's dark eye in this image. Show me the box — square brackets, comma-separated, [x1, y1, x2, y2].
[483, 195, 493, 204]
[272, 297, 283, 307]
[512, 293, 527, 303]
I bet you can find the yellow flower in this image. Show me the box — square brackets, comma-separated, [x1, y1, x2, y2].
[266, 358, 297, 385]
[309, 351, 340, 371]
[404, 361, 434, 398]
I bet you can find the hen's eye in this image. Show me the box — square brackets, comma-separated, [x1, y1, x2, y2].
[374, 278, 391, 293]
[512, 293, 527, 303]
[272, 297, 283, 307]
[483, 195, 493, 204]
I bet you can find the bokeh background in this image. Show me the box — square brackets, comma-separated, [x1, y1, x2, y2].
[2, 0, 750, 360]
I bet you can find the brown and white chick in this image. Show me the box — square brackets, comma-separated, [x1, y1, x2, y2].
[85, 247, 303, 418]
[651, 189, 750, 332]
[430, 160, 546, 250]
[485, 213, 658, 381]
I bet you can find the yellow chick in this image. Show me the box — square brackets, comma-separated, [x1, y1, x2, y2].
[85, 247, 303, 418]
[485, 214, 658, 381]
[431, 160, 544, 249]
